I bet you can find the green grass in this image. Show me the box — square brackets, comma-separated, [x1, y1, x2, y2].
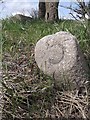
[1, 18, 90, 119]
[2, 19, 90, 53]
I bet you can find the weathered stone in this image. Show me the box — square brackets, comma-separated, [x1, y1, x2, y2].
[35, 31, 90, 90]
[12, 14, 32, 22]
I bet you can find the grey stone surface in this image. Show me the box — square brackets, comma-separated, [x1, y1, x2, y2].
[12, 14, 32, 22]
[35, 31, 90, 89]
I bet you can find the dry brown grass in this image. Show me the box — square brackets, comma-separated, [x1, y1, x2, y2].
[2, 43, 89, 119]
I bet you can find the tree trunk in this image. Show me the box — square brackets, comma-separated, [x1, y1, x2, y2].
[45, 0, 59, 22]
[38, 0, 46, 19]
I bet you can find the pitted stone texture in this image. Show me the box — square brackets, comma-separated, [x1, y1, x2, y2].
[35, 31, 90, 89]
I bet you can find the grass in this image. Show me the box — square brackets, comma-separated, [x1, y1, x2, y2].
[1, 17, 90, 119]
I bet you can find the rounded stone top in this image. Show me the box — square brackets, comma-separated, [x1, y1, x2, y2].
[35, 31, 78, 76]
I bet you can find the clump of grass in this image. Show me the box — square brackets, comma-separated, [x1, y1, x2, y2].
[1, 17, 90, 119]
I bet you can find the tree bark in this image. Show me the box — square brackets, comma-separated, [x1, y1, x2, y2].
[45, 1, 59, 22]
[38, 0, 59, 22]
[38, 0, 46, 19]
